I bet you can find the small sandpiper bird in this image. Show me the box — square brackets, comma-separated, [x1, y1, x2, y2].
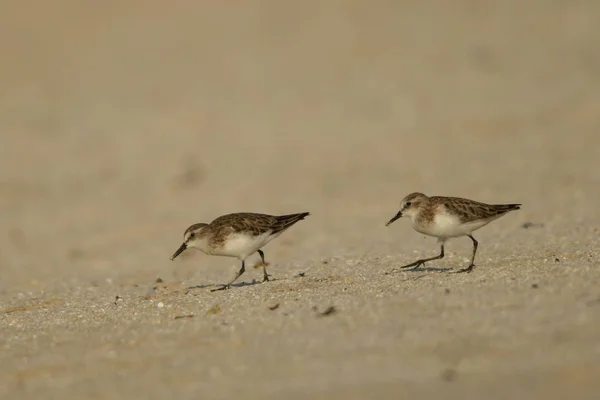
[171, 212, 309, 291]
[385, 192, 520, 273]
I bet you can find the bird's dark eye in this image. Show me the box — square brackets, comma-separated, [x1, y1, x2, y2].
[189, 232, 195, 238]
[406, 201, 412, 207]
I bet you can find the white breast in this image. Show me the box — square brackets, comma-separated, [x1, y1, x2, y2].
[414, 213, 493, 239]
[210, 231, 281, 260]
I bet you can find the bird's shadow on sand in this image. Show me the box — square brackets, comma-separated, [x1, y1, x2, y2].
[186, 279, 268, 292]
[386, 266, 453, 274]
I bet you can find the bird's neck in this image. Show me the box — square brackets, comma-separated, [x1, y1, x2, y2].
[409, 209, 428, 228]
[191, 235, 211, 254]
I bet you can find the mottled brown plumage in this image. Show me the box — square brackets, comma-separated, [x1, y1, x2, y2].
[427, 196, 521, 224]
[171, 212, 310, 291]
[386, 192, 520, 273]
[206, 212, 310, 247]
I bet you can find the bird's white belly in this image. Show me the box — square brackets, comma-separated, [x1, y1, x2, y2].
[211, 231, 278, 259]
[414, 214, 491, 239]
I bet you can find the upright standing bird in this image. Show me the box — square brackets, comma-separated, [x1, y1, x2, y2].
[171, 212, 309, 290]
[385, 193, 520, 273]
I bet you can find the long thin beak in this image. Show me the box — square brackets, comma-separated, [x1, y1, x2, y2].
[385, 211, 403, 226]
[170, 243, 187, 260]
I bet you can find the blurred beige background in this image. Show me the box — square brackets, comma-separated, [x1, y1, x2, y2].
[1, 1, 599, 399]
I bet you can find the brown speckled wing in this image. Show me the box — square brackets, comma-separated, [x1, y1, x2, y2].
[209, 212, 310, 245]
[431, 197, 520, 223]
[270, 212, 311, 234]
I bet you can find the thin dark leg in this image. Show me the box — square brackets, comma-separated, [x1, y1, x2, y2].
[257, 249, 270, 282]
[257, 249, 266, 263]
[397, 244, 445, 271]
[211, 260, 246, 291]
[456, 235, 478, 273]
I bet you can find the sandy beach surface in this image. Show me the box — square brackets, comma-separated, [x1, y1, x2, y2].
[1, 1, 600, 399]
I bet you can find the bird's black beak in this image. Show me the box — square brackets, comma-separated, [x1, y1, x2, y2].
[385, 211, 403, 226]
[170, 243, 187, 260]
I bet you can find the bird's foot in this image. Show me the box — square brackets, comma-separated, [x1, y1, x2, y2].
[455, 264, 475, 274]
[401, 261, 426, 270]
[387, 261, 425, 274]
[210, 284, 230, 292]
